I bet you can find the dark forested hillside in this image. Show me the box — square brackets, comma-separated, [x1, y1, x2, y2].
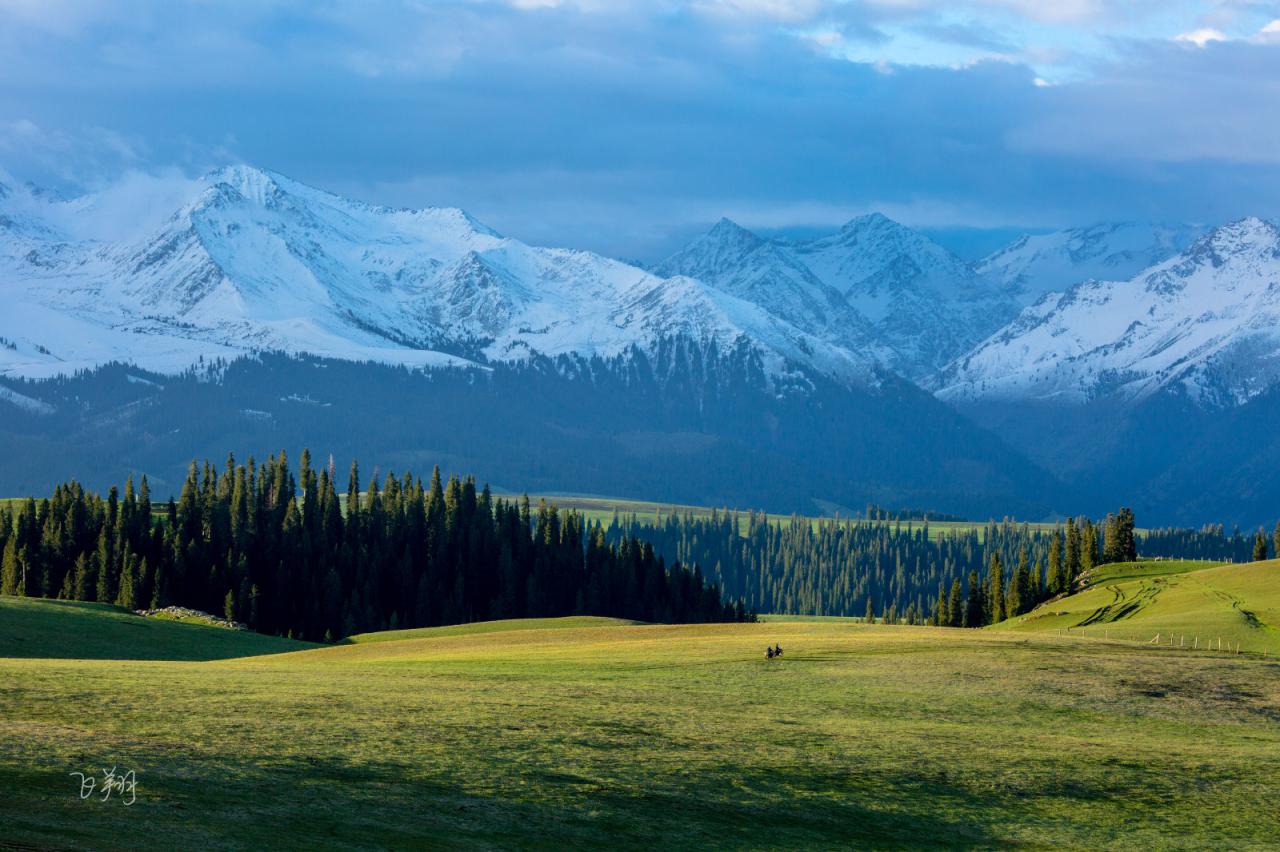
[0, 346, 1057, 521]
[951, 387, 1280, 528]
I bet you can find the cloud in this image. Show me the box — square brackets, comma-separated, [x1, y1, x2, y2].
[1175, 27, 1228, 46]
[0, 0, 1278, 259]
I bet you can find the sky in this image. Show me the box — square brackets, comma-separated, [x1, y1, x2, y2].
[1, 0, 1279, 260]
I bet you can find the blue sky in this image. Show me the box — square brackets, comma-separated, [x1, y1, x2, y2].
[2, 0, 1279, 259]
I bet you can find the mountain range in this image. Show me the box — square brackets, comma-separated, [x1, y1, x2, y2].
[2, 165, 1279, 525]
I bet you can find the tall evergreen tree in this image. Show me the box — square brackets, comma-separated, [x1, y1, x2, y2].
[964, 570, 984, 627]
[1064, 517, 1081, 583]
[1253, 530, 1269, 562]
[1046, 530, 1064, 595]
[1080, 520, 1098, 576]
[947, 578, 964, 628]
[986, 553, 1004, 626]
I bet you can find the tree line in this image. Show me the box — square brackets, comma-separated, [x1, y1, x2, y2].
[1141, 522, 1280, 564]
[600, 511, 1074, 625]
[600, 506, 1186, 627]
[4, 460, 1276, 638]
[0, 451, 751, 641]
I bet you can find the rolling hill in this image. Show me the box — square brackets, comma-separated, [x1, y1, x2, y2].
[0, 595, 313, 660]
[994, 559, 1280, 654]
[3, 597, 1280, 847]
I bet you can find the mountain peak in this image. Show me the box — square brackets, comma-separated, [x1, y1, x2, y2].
[1212, 215, 1278, 243]
[652, 217, 766, 281]
[706, 216, 763, 245]
[201, 164, 288, 206]
[839, 212, 899, 233]
[1182, 216, 1280, 264]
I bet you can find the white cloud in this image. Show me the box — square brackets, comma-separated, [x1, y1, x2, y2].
[1175, 28, 1228, 47]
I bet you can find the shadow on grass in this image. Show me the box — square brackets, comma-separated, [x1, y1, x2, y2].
[0, 597, 314, 661]
[0, 750, 1005, 850]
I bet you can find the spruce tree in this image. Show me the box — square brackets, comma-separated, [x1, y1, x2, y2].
[1046, 531, 1064, 594]
[0, 535, 18, 596]
[947, 578, 964, 628]
[1116, 508, 1138, 562]
[1064, 517, 1081, 581]
[1253, 530, 1269, 562]
[964, 569, 984, 627]
[1080, 520, 1097, 576]
[1102, 513, 1120, 564]
[986, 554, 1004, 626]
[116, 553, 137, 611]
[1007, 547, 1028, 619]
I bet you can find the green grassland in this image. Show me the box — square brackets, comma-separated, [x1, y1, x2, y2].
[3, 598, 1280, 848]
[343, 615, 640, 644]
[0, 596, 313, 661]
[996, 559, 1280, 654]
[514, 492, 1060, 541]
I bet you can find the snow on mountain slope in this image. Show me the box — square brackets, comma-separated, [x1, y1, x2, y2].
[780, 213, 1019, 378]
[0, 166, 879, 387]
[978, 222, 1203, 305]
[653, 218, 887, 356]
[935, 218, 1280, 407]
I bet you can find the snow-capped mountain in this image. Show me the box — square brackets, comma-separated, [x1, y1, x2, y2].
[787, 214, 1018, 376]
[0, 166, 877, 386]
[935, 218, 1280, 407]
[653, 218, 887, 357]
[659, 213, 1018, 379]
[978, 222, 1204, 305]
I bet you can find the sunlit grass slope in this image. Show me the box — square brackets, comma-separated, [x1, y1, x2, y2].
[0, 595, 314, 660]
[343, 615, 640, 644]
[997, 559, 1280, 653]
[3, 604, 1280, 848]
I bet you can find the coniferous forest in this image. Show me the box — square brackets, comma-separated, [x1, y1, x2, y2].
[604, 505, 1272, 627]
[603, 511, 1078, 626]
[0, 451, 750, 641]
[2, 451, 1275, 639]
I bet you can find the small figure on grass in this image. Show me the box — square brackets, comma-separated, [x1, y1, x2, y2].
[765, 646, 775, 660]
[774, 644, 783, 658]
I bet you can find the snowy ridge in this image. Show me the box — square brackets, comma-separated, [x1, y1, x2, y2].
[7, 164, 1280, 411]
[0, 166, 879, 388]
[660, 213, 1015, 378]
[935, 218, 1280, 407]
[977, 222, 1204, 306]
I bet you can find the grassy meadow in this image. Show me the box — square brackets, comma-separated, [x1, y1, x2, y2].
[997, 559, 1280, 655]
[514, 492, 1060, 541]
[3, 597, 1280, 849]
